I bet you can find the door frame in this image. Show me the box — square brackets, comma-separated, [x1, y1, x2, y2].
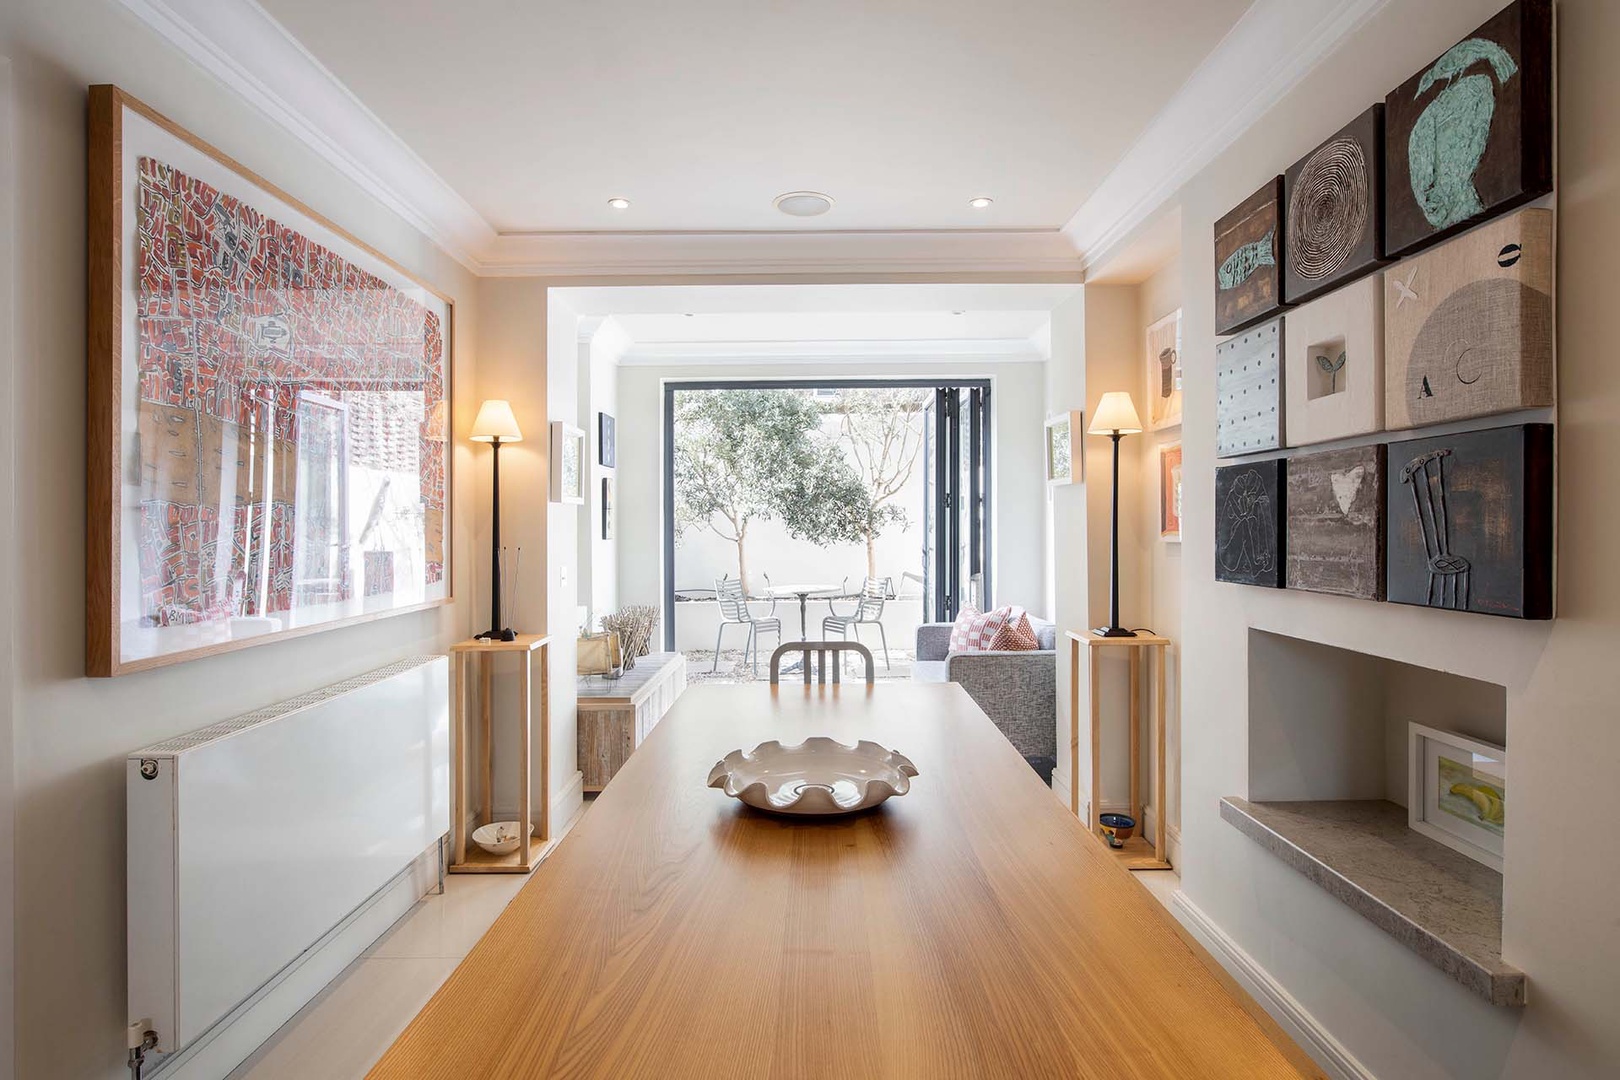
[661, 377, 992, 652]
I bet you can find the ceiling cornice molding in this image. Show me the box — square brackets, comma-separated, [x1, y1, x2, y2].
[618, 338, 1047, 368]
[116, 0, 496, 271]
[1061, 0, 1394, 273]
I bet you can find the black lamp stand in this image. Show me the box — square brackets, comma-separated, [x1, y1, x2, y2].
[476, 437, 517, 642]
[1093, 430, 1137, 638]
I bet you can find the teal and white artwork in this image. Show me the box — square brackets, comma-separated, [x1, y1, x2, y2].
[1384, 0, 1552, 257]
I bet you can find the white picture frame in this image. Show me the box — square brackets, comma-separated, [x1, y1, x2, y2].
[1145, 309, 1183, 431]
[1408, 722, 1506, 871]
[1045, 411, 1083, 486]
[550, 421, 586, 505]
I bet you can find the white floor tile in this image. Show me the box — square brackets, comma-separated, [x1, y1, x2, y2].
[365, 873, 527, 960]
[227, 956, 458, 1080]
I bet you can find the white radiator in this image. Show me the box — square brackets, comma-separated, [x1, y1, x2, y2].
[127, 655, 449, 1057]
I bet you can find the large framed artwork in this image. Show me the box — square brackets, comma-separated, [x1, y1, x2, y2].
[1216, 318, 1284, 458]
[1384, 0, 1553, 258]
[1284, 276, 1384, 447]
[1408, 722, 1506, 871]
[1283, 105, 1387, 305]
[1384, 207, 1553, 431]
[1285, 445, 1385, 601]
[1385, 424, 1553, 619]
[1214, 177, 1286, 336]
[1144, 309, 1182, 431]
[1215, 458, 1285, 589]
[87, 87, 452, 677]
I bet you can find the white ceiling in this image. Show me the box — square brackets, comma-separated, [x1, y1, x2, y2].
[256, 0, 1249, 235]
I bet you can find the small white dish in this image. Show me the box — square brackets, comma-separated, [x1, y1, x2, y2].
[471, 820, 534, 856]
[707, 738, 918, 816]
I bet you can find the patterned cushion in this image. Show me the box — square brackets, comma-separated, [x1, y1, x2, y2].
[989, 607, 1041, 651]
[949, 605, 1008, 653]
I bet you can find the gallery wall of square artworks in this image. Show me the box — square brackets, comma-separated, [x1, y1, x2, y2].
[1210, 0, 1556, 622]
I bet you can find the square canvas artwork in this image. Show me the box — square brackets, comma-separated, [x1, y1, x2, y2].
[1408, 722, 1506, 871]
[1284, 275, 1384, 447]
[1286, 445, 1385, 601]
[1216, 318, 1284, 458]
[1385, 424, 1553, 619]
[1283, 105, 1388, 304]
[1214, 177, 1286, 336]
[1160, 443, 1183, 542]
[1145, 310, 1183, 430]
[1215, 458, 1285, 588]
[87, 88, 451, 676]
[1384, 0, 1554, 257]
[599, 411, 617, 467]
[1384, 207, 1553, 430]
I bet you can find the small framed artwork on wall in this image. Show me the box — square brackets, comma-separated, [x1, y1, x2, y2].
[1408, 722, 1506, 871]
[1045, 411, 1083, 486]
[1215, 458, 1285, 588]
[1214, 176, 1286, 336]
[550, 422, 586, 505]
[598, 411, 617, 467]
[1282, 104, 1388, 305]
[602, 476, 615, 539]
[1159, 443, 1183, 542]
[1145, 309, 1183, 431]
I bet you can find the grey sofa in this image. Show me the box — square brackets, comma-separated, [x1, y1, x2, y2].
[913, 618, 1057, 784]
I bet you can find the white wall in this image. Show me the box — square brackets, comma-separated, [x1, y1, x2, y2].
[580, 322, 624, 624]
[0, 3, 482, 1077]
[615, 360, 1052, 644]
[1174, 0, 1620, 1076]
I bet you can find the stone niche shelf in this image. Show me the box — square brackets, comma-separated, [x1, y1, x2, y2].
[1221, 797, 1526, 1006]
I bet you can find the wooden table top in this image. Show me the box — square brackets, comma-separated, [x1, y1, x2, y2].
[370, 683, 1316, 1080]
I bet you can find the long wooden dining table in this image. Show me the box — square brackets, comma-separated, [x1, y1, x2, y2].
[369, 682, 1320, 1079]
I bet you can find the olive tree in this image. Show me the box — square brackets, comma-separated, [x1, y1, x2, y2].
[830, 387, 931, 580]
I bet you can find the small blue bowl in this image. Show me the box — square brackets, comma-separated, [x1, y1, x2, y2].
[1098, 813, 1136, 848]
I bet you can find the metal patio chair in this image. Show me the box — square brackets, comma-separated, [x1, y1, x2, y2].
[713, 576, 781, 677]
[822, 575, 891, 670]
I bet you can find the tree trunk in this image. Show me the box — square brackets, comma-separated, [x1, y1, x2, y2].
[866, 532, 877, 582]
[736, 531, 750, 598]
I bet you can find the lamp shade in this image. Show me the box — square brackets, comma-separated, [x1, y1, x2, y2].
[470, 399, 523, 443]
[1088, 392, 1143, 436]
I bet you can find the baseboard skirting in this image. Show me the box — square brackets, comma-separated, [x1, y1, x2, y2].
[1169, 891, 1374, 1080]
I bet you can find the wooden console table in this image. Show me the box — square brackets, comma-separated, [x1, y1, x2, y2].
[1067, 630, 1172, 871]
[577, 652, 687, 791]
[449, 634, 553, 874]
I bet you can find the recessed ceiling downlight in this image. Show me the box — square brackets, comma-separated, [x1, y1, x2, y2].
[968, 196, 994, 209]
[774, 191, 835, 217]
[607, 197, 631, 210]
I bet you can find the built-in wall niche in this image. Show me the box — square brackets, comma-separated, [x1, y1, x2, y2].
[1225, 629, 1525, 1006]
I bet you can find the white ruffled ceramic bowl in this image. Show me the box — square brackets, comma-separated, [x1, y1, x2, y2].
[471, 820, 535, 856]
[707, 738, 918, 816]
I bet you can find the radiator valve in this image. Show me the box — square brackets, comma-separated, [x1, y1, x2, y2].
[126, 1020, 158, 1078]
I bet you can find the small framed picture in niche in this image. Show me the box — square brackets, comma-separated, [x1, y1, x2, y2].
[1145, 309, 1182, 431]
[1408, 722, 1506, 871]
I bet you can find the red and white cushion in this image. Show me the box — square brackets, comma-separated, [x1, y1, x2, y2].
[989, 606, 1040, 651]
[949, 605, 1009, 653]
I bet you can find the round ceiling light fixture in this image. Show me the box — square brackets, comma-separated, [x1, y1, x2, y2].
[774, 191, 835, 217]
[607, 197, 631, 210]
[968, 196, 994, 209]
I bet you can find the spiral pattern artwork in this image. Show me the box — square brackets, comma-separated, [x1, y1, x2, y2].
[1288, 137, 1370, 282]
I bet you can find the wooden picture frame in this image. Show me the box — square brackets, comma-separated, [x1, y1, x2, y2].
[1045, 411, 1083, 486]
[1159, 443, 1182, 542]
[550, 422, 586, 504]
[1144, 310, 1182, 431]
[1408, 722, 1506, 871]
[86, 86, 454, 677]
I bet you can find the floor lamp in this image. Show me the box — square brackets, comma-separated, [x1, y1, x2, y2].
[1088, 392, 1143, 638]
[471, 400, 523, 641]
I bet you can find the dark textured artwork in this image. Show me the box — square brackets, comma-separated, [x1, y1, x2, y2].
[1214, 177, 1285, 336]
[1384, 0, 1553, 258]
[1284, 105, 1387, 304]
[599, 411, 617, 467]
[1286, 446, 1386, 601]
[1216, 459, 1285, 589]
[1385, 424, 1553, 619]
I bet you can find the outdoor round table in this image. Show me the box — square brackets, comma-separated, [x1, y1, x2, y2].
[759, 582, 843, 640]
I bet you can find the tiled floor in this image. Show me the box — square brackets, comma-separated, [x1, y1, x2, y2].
[227, 872, 528, 1080]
